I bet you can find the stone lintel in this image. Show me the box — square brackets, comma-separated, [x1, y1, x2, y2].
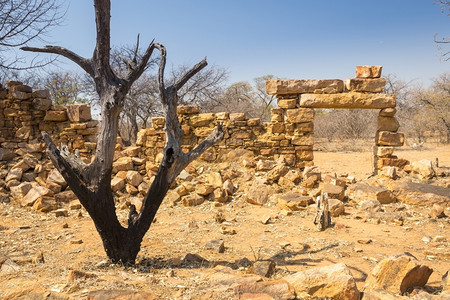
[266, 79, 344, 95]
[299, 92, 395, 109]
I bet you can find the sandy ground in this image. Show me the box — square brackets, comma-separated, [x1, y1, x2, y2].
[0, 145, 449, 299]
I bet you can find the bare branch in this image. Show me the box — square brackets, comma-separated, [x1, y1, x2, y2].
[153, 43, 167, 99]
[93, 0, 111, 71]
[185, 122, 225, 163]
[125, 39, 156, 85]
[174, 57, 207, 91]
[21, 45, 94, 76]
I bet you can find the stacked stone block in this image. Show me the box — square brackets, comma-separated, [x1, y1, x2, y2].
[266, 66, 404, 172]
[0, 81, 97, 161]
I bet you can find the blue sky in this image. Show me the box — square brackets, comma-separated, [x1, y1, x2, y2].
[42, 0, 449, 86]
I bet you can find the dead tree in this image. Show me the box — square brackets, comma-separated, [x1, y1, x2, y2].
[21, 0, 224, 264]
[313, 193, 331, 231]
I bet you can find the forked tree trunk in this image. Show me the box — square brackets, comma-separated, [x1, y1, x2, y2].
[23, 0, 224, 264]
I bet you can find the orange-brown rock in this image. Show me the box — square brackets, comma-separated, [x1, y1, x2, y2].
[266, 79, 344, 95]
[300, 92, 395, 109]
[355, 65, 382, 78]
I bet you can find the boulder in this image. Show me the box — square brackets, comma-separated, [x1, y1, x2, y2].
[21, 186, 53, 207]
[245, 178, 271, 206]
[112, 156, 133, 173]
[277, 193, 314, 211]
[234, 279, 295, 300]
[86, 290, 157, 300]
[389, 180, 450, 206]
[347, 182, 396, 204]
[410, 159, 435, 179]
[323, 183, 345, 201]
[126, 170, 143, 187]
[182, 194, 205, 206]
[284, 263, 360, 300]
[359, 199, 382, 213]
[250, 260, 276, 278]
[10, 182, 32, 200]
[377, 116, 400, 132]
[363, 252, 433, 294]
[329, 198, 345, 217]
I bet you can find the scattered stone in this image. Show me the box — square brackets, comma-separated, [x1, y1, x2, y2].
[359, 199, 382, 213]
[182, 253, 208, 265]
[204, 240, 225, 253]
[277, 193, 313, 211]
[411, 159, 435, 179]
[348, 183, 396, 204]
[86, 290, 157, 300]
[363, 252, 433, 294]
[328, 198, 345, 217]
[245, 178, 271, 206]
[251, 260, 276, 278]
[195, 184, 214, 196]
[21, 186, 53, 207]
[284, 263, 360, 300]
[358, 238, 373, 244]
[390, 180, 450, 206]
[323, 183, 345, 201]
[182, 194, 205, 206]
[55, 209, 68, 217]
[430, 203, 447, 218]
[302, 174, 319, 188]
[234, 279, 295, 300]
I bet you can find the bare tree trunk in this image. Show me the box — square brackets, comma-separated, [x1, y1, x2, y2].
[24, 0, 224, 264]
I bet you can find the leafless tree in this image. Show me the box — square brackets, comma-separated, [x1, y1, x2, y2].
[434, 0, 449, 61]
[22, 0, 224, 264]
[0, 0, 64, 75]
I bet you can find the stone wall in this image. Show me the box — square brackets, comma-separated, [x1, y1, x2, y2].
[0, 80, 97, 163]
[138, 66, 405, 171]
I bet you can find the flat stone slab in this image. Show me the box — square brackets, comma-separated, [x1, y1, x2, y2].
[266, 79, 344, 95]
[299, 92, 396, 109]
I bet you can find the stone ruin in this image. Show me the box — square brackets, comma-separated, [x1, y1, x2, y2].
[0, 65, 407, 208]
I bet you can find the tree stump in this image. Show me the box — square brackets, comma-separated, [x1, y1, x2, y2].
[313, 192, 331, 231]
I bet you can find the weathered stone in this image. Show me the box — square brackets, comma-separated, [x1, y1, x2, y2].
[177, 105, 200, 114]
[0, 148, 15, 161]
[66, 104, 91, 122]
[277, 98, 297, 109]
[363, 252, 433, 294]
[355, 65, 382, 78]
[295, 150, 314, 161]
[431, 203, 446, 218]
[195, 184, 214, 196]
[245, 178, 270, 206]
[213, 188, 229, 203]
[359, 199, 382, 212]
[247, 118, 260, 126]
[10, 182, 32, 200]
[410, 159, 435, 179]
[111, 177, 126, 192]
[266, 164, 289, 182]
[33, 197, 58, 212]
[112, 156, 133, 173]
[291, 134, 313, 146]
[266, 79, 344, 95]
[47, 169, 66, 187]
[286, 108, 314, 123]
[126, 170, 143, 187]
[347, 183, 396, 204]
[376, 131, 404, 146]
[329, 198, 345, 217]
[300, 93, 395, 109]
[182, 194, 205, 206]
[362, 289, 407, 299]
[5, 167, 23, 182]
[277, 193, 314, 211]
[345, 78, 386, 93]
[389, 181, 450, 206]
[379, 107, 397, 117]
[44, 110, 68, 121]
[251, 260, 276, 278]
[55, 190, 77, 203]
[151, 117, 165, 128]
[377, 116, 400, 132]
[234, 279, 295, 300]
[303, 166, 321, 180]
[323, 183, 345, 201]
[284, 263, 360, 300]
[32, 89, 50, 98]
[204, 239, 225, 253]
[190, 113, 215, 127]
[378, 158, 410, 169]
[22, 186, 53, 207]
[86, 290, 158, 300]
[376, 146, 394, 157]
[256, 159, 276, 171]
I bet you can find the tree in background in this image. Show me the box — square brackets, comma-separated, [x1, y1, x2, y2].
[22, 0, 224, 264]
[0, 0, 64, 76]
[42, 71, 91, 105]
